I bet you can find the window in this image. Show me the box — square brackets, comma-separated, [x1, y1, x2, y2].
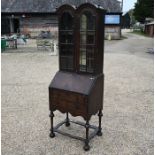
[105, 15, 120, 24]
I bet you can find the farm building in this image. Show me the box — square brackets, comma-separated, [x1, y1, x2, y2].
[122, 12, 131, 29]
[145, 22, 154, 37]
[1, 0, 122, 39]
[104, 12, 122, 39]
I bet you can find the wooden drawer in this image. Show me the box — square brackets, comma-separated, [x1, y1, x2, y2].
[50, 89, 88, 118]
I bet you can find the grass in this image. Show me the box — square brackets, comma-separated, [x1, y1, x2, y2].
[128, 30, 148, 37]
[121, 35, 128, 40]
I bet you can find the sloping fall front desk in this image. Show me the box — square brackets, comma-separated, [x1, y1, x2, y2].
[49, 71, 104, 150]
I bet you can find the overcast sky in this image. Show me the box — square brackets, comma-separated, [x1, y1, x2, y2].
[118, 0, 137, 12]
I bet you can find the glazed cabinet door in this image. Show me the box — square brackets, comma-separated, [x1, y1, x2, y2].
[59, 11, 75, 71]
[79, 10, 96, 74]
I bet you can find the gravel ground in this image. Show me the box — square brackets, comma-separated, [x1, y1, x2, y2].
[1, 31, 154, 155]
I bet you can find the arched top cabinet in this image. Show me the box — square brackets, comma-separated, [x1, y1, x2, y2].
[49, 4, 106, 150]
[57, 5, 75, 71]
[57, 3, 106, 74]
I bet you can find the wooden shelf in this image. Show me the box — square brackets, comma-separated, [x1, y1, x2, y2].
[60, 30, 73, 32]
[80, 44, 95, 46]
[60, 43, 73, 45]
[80, 30, 95, 32]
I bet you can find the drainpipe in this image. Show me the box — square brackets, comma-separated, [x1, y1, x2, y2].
[121, 0, 123, 12]
[10, 15, 14, 34]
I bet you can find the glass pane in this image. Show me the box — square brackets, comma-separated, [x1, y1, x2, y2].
[60, 33, 73, 44]
[67, 57, 73, 69]
[87, 32, 95, 44]
[60, 45, 66, 55]
[87, 12, 95, 30]
[60, 56, 73, 70]
[59, 12, 74, 71]
[80, 11, 95, 30]
[80, 32, 87, 44]
[80, 14, 87, 30]
[87, 59, 94, 73]
[60, 45, 73, 56]
[79, 45, 86, 72]
[60, 12, 73, 30]
[60, 45, 74, 70]
[60, 57, 68, 69]
[79, 11, 96, 73]
[87, 47, 94, 73]
[80, 32, 95, 45]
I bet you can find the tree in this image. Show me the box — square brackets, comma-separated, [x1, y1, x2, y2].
[133, 0, 154, 23]
[128, 9, 136, 26]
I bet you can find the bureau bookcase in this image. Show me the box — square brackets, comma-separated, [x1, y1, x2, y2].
[49, 3, 106, 151]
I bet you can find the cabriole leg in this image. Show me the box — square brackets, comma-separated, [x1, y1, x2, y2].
[49, 111, 55, 138]
[97, 109, 103, 136]
[65, 112, 70, 127]
[83, 120, 90, 151]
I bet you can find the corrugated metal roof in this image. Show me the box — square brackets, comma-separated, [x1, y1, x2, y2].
[145, 22, 154, 25]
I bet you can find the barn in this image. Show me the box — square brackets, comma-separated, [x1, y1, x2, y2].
[122, 12, 131, 29]
[1, 0, 122, 39]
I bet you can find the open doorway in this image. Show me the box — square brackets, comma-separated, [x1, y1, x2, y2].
[13, 18, 20, 33]
[1, 18, 10, 34]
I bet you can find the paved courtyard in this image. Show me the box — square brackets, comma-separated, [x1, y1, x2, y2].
[1, 31, 154, 155]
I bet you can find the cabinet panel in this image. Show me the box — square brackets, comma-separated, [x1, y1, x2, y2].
[51, 89, 87, 118]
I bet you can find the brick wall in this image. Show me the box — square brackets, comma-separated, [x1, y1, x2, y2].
[20, 16, 58, 38]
